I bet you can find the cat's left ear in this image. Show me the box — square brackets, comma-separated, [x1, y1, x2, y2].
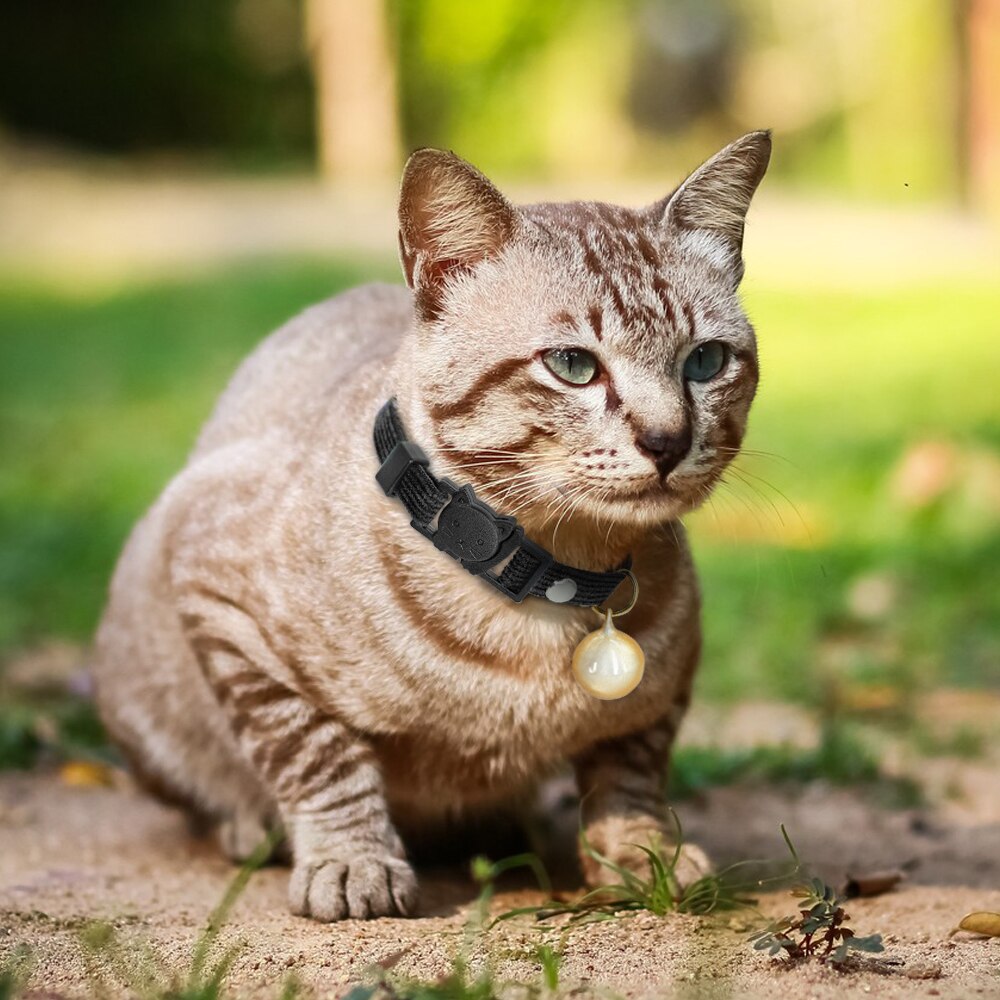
[658, 130, 771, 285]
[398, 148, 519, 320]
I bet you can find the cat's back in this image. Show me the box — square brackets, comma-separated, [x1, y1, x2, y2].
[193, 282, 411, 457]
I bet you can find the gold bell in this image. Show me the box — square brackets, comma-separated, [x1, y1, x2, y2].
[571, 572, 645, 700]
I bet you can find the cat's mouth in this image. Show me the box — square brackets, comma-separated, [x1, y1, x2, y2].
[590, 473, 709, 521]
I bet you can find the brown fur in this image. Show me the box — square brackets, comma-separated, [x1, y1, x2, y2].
[93, 132, 771, 920]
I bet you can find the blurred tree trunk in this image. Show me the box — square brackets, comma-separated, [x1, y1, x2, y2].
[306, 0, 400, 181]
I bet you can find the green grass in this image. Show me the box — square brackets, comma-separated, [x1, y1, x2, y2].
[0, 259, 393, 649]
[0, 262, 997, 712]
[669, 722, 922, 807]
[690, 278, 1000, 701]
[0, 690, 107, 770]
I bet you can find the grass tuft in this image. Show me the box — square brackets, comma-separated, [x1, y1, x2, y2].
[494, 814, 799, 926]
[76, 833, 290, 1000]
[0, 945, 33, 1000]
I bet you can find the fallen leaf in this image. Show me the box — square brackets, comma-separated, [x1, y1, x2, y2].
[957, 912, 1000, 937]
[844, 870, 904, 898]
[838, 683, 903, 714]
[59, 760, 114, 787]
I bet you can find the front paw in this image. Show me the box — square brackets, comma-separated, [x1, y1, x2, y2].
[289, 853, 418, 921]
[580, 815, 712, 894]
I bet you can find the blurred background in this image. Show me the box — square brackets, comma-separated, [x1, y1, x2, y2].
[0, 1, 997, 802]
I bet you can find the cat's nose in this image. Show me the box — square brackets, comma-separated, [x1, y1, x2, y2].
[635, 425, 692, 477]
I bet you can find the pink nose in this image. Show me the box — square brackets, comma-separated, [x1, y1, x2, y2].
[635, 425, 692, 477]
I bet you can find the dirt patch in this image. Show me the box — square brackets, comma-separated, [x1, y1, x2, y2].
[2, 773, 999, 999]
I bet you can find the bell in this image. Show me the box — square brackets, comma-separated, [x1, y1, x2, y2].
[572, 609, 645, 700]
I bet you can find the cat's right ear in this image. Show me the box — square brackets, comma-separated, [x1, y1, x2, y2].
[659, 130, 771, 286]
[398, 149, 519, 320]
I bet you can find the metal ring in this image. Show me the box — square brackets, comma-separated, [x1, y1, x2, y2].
[592, 569, 639, 620]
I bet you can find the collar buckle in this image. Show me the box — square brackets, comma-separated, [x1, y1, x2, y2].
[415, 481, 521, 575]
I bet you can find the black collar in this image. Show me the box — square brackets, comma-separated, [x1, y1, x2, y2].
[373, 398, 631, 607]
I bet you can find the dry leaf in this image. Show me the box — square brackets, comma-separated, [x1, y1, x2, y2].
[957, 912, 1000, 937]
[59, 760, 114, 787]
[844, 870, 904, 898]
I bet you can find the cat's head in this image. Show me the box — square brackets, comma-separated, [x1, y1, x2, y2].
[397, 132, 770, 537]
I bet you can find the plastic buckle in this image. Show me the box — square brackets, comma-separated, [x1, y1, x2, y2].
[376, 440, 430, 496]
[501, 534, 555, 602]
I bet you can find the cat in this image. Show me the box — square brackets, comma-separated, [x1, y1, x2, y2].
[93, 131, 771, 921]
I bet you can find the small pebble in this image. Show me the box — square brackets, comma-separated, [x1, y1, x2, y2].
[904, 962, 942, 980]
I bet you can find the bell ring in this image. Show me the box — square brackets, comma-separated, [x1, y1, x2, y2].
[571, 570, 645, 700]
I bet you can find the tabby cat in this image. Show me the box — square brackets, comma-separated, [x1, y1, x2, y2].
[93, 131, 771, 921]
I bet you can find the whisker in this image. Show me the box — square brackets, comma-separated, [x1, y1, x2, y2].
[725, 465, 787, 528]
[717, 475, 773, 535]
[727, 462, 814, 541]
[717, 445, 798, 470]
[552, 483, 596, 548]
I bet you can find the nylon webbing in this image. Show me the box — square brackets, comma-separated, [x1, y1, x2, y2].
[373, 398, 630, 607]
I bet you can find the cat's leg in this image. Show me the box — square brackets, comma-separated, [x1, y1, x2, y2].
[572, 709, 711, 892]
[192, 638, 417, 921]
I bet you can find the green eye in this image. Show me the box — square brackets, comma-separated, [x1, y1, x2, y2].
[683, 341, 727, 382]
[542, 348, 599, 385]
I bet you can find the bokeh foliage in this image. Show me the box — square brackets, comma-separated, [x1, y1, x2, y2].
[0, 0, 967, 198]
[0, 0, 313, 164]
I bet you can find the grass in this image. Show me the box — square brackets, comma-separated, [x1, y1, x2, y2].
[0, 690, 107, 770]
[669, 719, 922, 807]
[491, 817, 799, 927]
[346, 828, 780, 999]
[0, 261, 997, 714]
[690, 278, 1000, 702]
[0, 946, 33, 1000]
[76, 836, 290, 1000]
[0, 259, 393, 649]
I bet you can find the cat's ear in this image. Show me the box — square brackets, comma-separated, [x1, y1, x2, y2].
[659, 130, 771, 285]
[398, 149, 519, 320]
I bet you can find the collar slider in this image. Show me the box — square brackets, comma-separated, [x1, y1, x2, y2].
[376, 440, 429, 496]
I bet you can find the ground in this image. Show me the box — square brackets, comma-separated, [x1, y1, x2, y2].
[3, 707, 999, 1000]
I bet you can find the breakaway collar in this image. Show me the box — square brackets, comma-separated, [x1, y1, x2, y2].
[374, 398, 631, 607]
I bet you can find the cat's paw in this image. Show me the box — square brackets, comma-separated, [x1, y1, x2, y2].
[288, 853, 418, 921]
[580, 814, 712, 893]
[216, 812, 271, 863]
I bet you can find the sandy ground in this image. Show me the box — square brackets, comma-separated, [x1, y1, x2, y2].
[2, 768, 999, 1000]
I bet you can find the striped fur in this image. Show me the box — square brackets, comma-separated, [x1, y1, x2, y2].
[93, 133, 770, 920]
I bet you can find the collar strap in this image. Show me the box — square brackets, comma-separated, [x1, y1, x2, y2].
[373, 398, 631, 607]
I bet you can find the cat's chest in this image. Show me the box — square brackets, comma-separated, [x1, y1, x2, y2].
[347, 616, 678, 761]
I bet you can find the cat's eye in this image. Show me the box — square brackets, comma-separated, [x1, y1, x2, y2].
[683, 341, 727, 382]
[542, 348, 599, 385]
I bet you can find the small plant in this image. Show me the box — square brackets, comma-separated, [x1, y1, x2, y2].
[0, 944, 34, 1000]
[749, 831, 885, 966]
